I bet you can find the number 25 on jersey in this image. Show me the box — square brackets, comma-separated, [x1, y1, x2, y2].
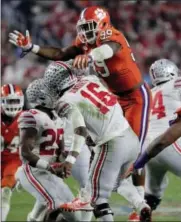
[152, 91, 166, 119]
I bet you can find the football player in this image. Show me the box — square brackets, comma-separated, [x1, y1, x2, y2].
[16, 79, 81, 222]
[9, 6, 151, 152]
[42, 61, 151, 222]
[63, 119, 93, 222]
[9, 9, 152, 220]
[124, 59, 181, 215]
[1, 84, 24, 221]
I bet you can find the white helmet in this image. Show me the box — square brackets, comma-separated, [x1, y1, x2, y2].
[43, 61, 77, 96]
[26, 78, 57, 109]
[149, 59, 179, 86]
[1, 84, 24, 117]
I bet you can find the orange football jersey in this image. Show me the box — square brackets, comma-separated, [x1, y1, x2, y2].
[1, 113, 21, 156]
[74, 26, 143, 93]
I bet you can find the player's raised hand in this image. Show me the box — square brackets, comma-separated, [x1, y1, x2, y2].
[9, 30, 33, 51]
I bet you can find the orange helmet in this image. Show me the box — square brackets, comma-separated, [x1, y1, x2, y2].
[76, 6, 111, 44]
[1, 84, 24, 117]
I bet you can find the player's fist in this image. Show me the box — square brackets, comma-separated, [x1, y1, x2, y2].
[123, 163, 134, 179]
[73, 55, 92, 69]
[48, 162, 65, 178]
[61, 161, 73, 179]
[9, 30, 32, 51]
[122, 163, 143, 179]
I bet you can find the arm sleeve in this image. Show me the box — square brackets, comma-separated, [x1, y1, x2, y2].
[56, 101, 86, 154]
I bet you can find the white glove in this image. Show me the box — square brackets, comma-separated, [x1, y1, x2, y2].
[9, 30, 33, 51]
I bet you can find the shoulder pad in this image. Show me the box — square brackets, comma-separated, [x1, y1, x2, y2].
[56, 100, 73, 118]
[18, 110, 38, 130]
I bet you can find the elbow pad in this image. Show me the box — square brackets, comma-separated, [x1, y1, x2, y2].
[89, 44, 114, 62]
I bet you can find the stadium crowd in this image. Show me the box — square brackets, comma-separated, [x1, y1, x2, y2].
[2, 0, 181, 89]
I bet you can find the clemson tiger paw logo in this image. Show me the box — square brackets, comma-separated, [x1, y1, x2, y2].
[95, 8, 106, 20]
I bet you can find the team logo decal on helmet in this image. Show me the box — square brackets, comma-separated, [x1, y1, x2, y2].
[1, 84, 24, 117]
[95, 8, 106, 20]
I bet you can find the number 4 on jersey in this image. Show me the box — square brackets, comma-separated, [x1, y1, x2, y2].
[152, 91, 166, 119]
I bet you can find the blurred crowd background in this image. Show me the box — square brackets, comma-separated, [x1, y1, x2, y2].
[2, 0, 181, 90]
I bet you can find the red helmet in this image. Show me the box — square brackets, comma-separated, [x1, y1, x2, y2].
[76, 6, 111, 44]
[1, 84, 24, 117]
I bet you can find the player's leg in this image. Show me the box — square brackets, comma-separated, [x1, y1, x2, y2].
[124, 83, 151, 184]
[71, 145, 93, 221]
[1, 186, 12, 222]
[145, 144, 181, 211]
[16, 164, 81, 222]
[113, 129, 151, 222]
[145, 158, 167, 211]
[119, 83, 152, 220]
[27, 200, 47, 221]
[114, 177, 149, 213]
[1, 159, 21, 221]
[91, 128, 140, 222]
[72, 144, 91, 188]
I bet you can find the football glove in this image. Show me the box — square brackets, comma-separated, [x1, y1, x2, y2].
[9, 30, 33, 57]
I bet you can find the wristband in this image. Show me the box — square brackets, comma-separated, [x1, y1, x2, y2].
[133, 151, 150, 169]
[36, 159, 49, 170]
[20, 44, 33, 58]
[31, 44, 40, 54]
[65, 155, 76, 164]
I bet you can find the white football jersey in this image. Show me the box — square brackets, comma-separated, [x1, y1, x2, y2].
[18, 109, 64, 163]
[147, 78, 181, 153]
[57, 75, 129, 146]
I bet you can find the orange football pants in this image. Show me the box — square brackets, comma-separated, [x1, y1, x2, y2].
[118, 82, 152, 152]
[1, 154, 21, 188]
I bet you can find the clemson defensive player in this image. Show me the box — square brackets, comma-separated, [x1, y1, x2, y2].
[1, 84, 24, 221]
[9, 6, 152, 220]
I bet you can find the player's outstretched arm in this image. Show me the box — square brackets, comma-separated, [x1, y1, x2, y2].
[124, 115, 181, 178]
[9, 30, 82, 60]
[133, 116, 181, 170]
[73, 41, 121, 69]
